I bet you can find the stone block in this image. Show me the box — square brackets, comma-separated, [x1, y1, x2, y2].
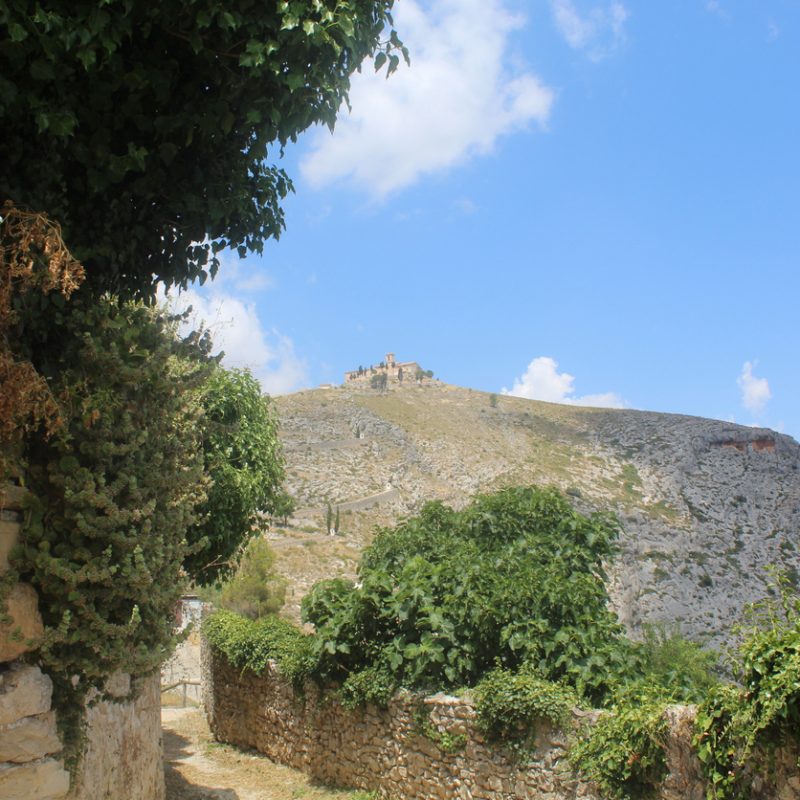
[0, 757, 70, 800]
[0, 663, 53, 726]
[0, 710, 62, 762]
[0, 485, 28, 513]
[0, 583, 44, 662]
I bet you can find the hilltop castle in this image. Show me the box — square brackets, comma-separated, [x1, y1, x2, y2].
[344, 353, 423, 384]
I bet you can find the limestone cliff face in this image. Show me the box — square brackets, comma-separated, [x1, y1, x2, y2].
[274, 382, 800, 647]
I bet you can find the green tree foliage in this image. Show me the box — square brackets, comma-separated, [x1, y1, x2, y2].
[301, 487, 639, 705]
[15, 298, 210, 688]
[694, 578, 800, 799]
[370, 371, 387, 391]
[186, 367, 284, 585]
[218, 537, 286, 619]
[0, 0, 406, 299]
[272, 490, 296, 526]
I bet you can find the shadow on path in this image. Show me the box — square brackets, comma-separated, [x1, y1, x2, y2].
[164, 727, 240, 800]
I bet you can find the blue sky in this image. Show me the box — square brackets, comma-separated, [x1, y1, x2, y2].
[170, 0, 799, 438]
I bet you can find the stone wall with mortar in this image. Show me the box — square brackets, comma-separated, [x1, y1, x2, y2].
[0, 484, 165, 800]
[203, 647, 800, 800]
[65, 672, 165, 800]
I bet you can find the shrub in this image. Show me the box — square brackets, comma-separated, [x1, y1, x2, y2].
[339, 662, 397, 710]
[302, 486, 639, 706]
[217, 537, 286, 620]
[474, 668, 578, 742]
[203, 609, 315, 686]
[637, 623, 719, 702]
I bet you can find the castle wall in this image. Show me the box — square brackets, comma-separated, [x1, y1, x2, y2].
[344, 358, 421, 384]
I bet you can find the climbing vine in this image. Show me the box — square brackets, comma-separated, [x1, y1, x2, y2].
[473, 668, 578, 744]
[569, 686, 672, 800]
[693, 577, 800, 799]
[13, 297, 211, 759]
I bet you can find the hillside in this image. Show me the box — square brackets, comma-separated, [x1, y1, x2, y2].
[270, 380, 800, 647]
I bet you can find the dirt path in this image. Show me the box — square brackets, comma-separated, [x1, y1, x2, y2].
[162, 707, 370, 800]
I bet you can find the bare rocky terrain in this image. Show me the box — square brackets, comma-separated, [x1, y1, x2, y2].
[271, 380, 800, 648]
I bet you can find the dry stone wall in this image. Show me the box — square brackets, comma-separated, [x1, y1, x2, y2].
[203, 648, 800, 800]
[0, 484, 165, 800]
[0, 662, 70, 800]
[0, 484, 69, 800]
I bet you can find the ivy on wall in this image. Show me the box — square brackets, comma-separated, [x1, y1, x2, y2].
[17, 298, 210, 687]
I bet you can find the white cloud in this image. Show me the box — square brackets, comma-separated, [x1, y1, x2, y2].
[737, 361, 771, 415]
[502, 356, 625, 408]
[705, 1, 727, 19]
[550, 0, 628, 60]
[161, 286, 308, 396]
[300, 0, 554, 198]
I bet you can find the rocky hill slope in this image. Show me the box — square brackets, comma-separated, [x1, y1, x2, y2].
[271, 380, 800, 647]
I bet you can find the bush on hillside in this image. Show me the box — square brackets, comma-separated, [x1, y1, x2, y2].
[217, 537, 286, 620]
[637, 623, 720, 702]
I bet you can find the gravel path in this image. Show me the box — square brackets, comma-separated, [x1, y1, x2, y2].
[162, 707, 369, 800]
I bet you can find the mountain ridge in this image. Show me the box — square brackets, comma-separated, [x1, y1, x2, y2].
[271, 380, 800, 647]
